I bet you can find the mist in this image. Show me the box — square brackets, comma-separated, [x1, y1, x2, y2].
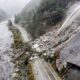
[0, 0, 31, 16]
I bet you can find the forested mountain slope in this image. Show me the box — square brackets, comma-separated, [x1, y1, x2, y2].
[15, 0, 80, 38]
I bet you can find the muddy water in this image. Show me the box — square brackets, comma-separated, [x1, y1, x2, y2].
[0, 21, 14, 80]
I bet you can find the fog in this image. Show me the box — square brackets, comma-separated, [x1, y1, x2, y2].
[0, 0, 31, 16]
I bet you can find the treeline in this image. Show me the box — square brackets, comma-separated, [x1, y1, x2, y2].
[15, 0, 78, 39]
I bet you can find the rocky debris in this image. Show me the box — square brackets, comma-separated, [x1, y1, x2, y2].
[56, 59, 67, 71]
[29, 31, 56, 55]
[29, 17, 80, 72]
[11, 3, 80, 80]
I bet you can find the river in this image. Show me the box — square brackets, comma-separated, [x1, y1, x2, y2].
[0, 21, 14, 80]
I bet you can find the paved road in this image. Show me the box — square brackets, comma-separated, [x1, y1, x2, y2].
[32, 58, 62, 80]
[11, 18, 31, 42]
[14, 24, 31, 42]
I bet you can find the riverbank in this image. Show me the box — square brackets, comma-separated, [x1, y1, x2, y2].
[9, 24, 35, 80]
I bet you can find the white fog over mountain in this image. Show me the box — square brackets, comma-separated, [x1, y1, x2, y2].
[0, 0, 31, 16]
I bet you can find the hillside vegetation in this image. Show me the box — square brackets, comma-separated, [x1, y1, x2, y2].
[15, 0, 79, 38]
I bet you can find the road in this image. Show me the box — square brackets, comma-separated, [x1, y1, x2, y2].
[11, 17, 31, 43]
[32, 58, 62, 80]
[14, 24, 31, 42]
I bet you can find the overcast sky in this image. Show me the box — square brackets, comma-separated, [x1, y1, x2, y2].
[0, 0, 31, 16]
